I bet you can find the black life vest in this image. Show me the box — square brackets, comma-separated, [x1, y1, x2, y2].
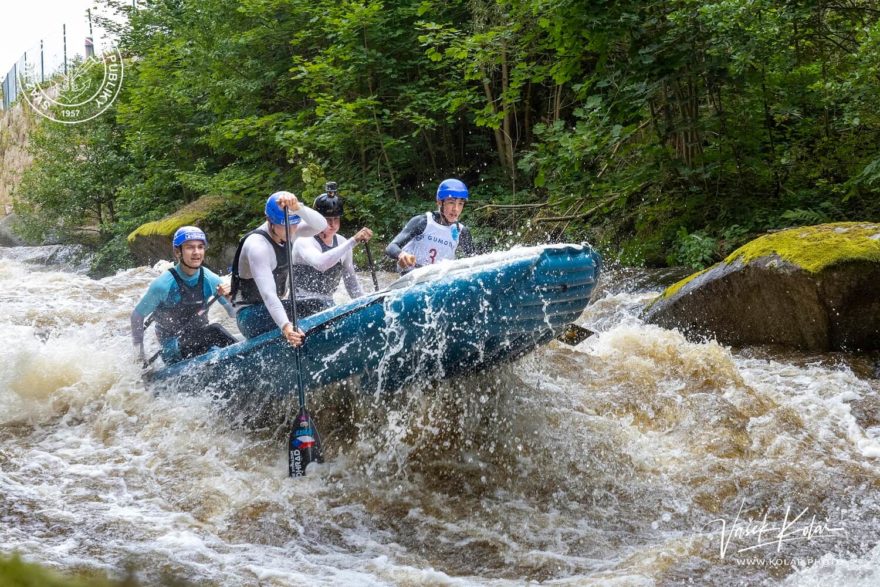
[230, 228, 288, 306]
[152, 267, 208, 342]
[291, 235, 345, 298]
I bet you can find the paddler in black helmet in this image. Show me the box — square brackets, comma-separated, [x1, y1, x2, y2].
[291, 181, 374, 317]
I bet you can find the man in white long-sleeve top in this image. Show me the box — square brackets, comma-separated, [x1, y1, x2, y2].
[230, 191, 327, 345]
[291, 182, 373, 317]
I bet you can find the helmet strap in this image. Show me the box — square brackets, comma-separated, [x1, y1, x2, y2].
[268, 222, 287, 244]
[177, 250, 200, 273]
[438, 201, 454, 225]
[180, 259, 199, 272]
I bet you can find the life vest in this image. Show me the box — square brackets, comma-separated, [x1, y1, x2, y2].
[152, 267, 208, 342]
[291, 235, 345, 298]
[402, 212, 461, 267]
[230, 228, 288, 306]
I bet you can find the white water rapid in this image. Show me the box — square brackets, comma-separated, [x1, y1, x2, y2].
[1, 247, 878, 586]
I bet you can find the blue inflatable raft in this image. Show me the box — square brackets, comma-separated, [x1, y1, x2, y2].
[144, 244, 601, 405]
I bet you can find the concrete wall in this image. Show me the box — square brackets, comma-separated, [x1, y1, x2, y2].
[0, 100, 34, 217]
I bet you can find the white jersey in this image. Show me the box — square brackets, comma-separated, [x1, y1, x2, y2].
[402, 212, 462, 266]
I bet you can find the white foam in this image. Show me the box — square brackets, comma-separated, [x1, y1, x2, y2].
[781, 543, 880, 586]
[2, 251, 879, 585]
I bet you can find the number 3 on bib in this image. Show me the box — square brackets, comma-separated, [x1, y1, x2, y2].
[428, 248, 438, 263]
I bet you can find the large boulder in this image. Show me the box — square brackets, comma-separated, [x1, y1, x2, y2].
[127, 195, 239, 272]
[644, 222, 880, 351]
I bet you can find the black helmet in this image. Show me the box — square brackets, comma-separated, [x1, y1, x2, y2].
[325, 181, 338, 194]
[315, 193, 344, 217]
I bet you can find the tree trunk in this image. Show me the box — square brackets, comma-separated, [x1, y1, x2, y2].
[372, 112, 400, 201]
[760, 66, 782, 197]
[500, 42, 515, 187]
[422, 128, 438, 177]
[524, 81, 532, 146]
[553, 83, 562, 123]
[481, 67, 509, 174]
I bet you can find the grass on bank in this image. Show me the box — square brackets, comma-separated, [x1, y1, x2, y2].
[0, 554, 192, 587]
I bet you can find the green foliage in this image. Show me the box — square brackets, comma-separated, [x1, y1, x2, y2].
[88, 234, 134, 276]
[13, 0, 880, 271]
[718, 224, 751, 256]
[779, 207, 831, 227]
[672, 228, 718, 269]
[14, 90, 133, 276]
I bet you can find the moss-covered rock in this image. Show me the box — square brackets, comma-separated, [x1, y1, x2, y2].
[127, 195, 238, 271]
[722, 222, 880, 271]
[644, 222, 880, 351]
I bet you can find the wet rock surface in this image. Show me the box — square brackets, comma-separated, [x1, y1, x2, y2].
[645, 223, 880, 351]
[0, 214, 24, 247]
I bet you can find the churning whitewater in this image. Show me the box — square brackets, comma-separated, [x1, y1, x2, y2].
[1, 246, 879, 586]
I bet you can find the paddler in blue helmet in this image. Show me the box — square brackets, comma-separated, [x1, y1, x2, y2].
[131, 226, 238, 364]
[229, 191, 327, 344]
[385, 178, 476, 274]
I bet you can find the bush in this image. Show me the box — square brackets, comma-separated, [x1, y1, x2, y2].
[672, 228, 717, 269]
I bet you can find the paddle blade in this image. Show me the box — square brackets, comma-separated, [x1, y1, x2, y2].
[557, 323, 594, 346]
[288, 406, 323, 477]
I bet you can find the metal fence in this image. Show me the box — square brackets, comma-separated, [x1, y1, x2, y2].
[1, 11, 101, 111]
[2, 44, 54, 112]
[1, 64, 18, 111]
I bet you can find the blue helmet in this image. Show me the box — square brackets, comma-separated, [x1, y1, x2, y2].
[172, 226, 207, 248]
[436, 178, 469, 201]
[265, 192, 302, 226]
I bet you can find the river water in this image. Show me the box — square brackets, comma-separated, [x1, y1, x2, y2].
[1, 246, 878, 586]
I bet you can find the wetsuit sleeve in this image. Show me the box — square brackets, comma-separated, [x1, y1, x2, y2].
[458, 225, 476, 257]
[134, 273, 173, 317]
[219, 296, 236, 318]
[293, 235, 357, 272]
[242, 236, 291, 331]
[340, 240, 364, 299]
[385, 214, 428, 260]
[131, 272, 174, 346]
[292, 205, 328, 239]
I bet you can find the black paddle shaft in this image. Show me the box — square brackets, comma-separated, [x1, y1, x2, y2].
[283, 206, 306, 406]
[364, 242, 380, 292]
[283, 205, 322, 476]
[142, 295, 220, 368]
